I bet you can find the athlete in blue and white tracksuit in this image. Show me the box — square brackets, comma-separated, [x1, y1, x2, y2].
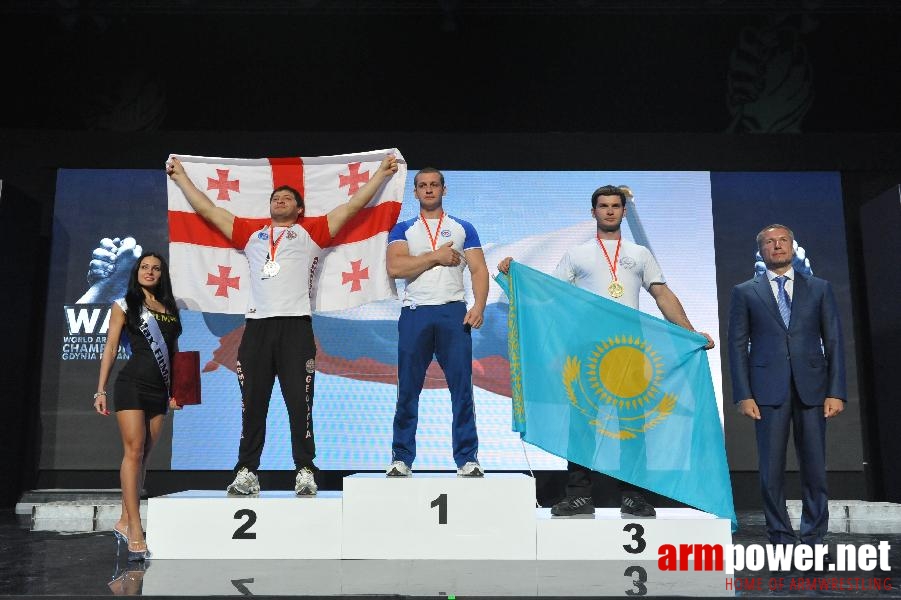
[385, 168, 490, 476]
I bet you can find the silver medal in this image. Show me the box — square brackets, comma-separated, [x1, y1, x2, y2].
[262, 260, 281, 277]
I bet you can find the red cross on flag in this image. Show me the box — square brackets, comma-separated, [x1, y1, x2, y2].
[167, 149, 405, 314]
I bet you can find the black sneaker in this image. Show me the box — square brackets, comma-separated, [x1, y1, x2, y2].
[620, 493, 656, 518]
[551, 496, 594, 517]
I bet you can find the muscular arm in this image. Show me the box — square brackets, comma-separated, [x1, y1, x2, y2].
[387, 240, 460, 279]
[167, 157, 236, 240]
[327, 155, 398, 237]
[648, 282, 695, 329]
[463, 248, 489, 328]
[648, 282, 715, 349]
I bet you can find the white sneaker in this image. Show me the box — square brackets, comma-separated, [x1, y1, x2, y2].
[226, 467, 260, 495]
[385, 460, 412, 477]
[456, 461, 484, 477]
[295, 467, 318, 496]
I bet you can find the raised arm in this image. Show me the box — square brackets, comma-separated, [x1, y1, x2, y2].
[387, 240, 461, 279]
[327, 155, 399, 237]
[648, 282, 715, 349]
[166, 156, 236, 240]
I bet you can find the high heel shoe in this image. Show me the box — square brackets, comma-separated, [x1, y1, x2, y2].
[127, 539, 150, 562]
[114, 525, 129, 560]
[113, 524, 129, 544]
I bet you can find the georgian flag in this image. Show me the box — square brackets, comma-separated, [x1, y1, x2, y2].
[167, 149, 405, 313]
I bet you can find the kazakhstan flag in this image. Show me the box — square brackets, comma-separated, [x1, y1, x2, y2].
[498, 263, 737, 530]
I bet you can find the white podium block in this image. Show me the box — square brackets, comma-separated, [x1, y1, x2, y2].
[537, 507, 732, 561]
[340, 560, 538, 596]
[146, 490, 342, 559]
[142, 559, 343, 596]
[341, 473, 537, 560]
[536, 560, 731, 597]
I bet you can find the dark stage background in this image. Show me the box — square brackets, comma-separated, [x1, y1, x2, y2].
[1, 1, 900, 508]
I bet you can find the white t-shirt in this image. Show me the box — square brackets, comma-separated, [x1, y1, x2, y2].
[232, 216, 331, 318]
[553, 237, 665, 310]
[387, 213, 482, 307]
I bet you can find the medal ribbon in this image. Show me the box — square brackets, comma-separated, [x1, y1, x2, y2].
[420, 212, 445, 250]
[268, 224, 291, 262]
[597, 235, 622, 282]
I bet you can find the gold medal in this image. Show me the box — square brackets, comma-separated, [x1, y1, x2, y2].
[597, 236, 625, 299]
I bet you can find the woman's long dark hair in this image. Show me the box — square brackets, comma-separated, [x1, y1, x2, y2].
[124, 252, 182, 337]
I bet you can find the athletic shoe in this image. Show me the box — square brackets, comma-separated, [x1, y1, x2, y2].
[226, 467, 260, 495]
[621, 492, 656, 518]
[385, 460, 412, 477]
[456, 461, 484, 477]
[551, 496, 595, 517]
[295, 467, 318, 496]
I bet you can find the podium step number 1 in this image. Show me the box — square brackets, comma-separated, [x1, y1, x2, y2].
[341, 473, 538, 560]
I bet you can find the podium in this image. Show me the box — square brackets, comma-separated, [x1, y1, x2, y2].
[146, 490, 342, 559]
[341, 473, 537, 559]
[145, 475, 732, 565]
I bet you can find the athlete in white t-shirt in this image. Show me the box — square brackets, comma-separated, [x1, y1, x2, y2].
[499, 184, 714, 518]
[167, 154, 398, 496]
[385, 167, 490, 478]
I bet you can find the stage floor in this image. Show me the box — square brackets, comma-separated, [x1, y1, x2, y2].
[0, 509, 897, 598]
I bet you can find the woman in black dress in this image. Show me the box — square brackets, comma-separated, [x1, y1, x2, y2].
[94, 252, 182, 561]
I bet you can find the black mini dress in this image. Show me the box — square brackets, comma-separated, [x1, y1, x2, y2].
[113, 309, 180, 416]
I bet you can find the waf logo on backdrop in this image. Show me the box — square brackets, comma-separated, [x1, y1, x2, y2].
[60, 304, 127, 361]
[60, 236, 145, 360]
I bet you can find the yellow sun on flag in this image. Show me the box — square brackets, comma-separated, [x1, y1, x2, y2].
[586, 335, 664, 409]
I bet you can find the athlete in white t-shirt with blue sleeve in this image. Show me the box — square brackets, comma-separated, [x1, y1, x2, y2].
[384, 167, 489, 478]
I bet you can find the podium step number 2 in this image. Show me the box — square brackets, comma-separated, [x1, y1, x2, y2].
[146, 490, 343, 559]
